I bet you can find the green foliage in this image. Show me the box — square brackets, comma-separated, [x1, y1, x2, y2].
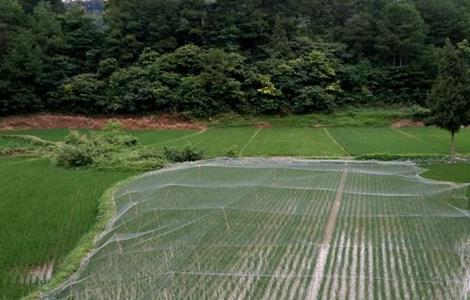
[355, 153, 447, 161]
[1, 0, 470, 116]
[427, 39, 470, 134]
[414, 0, 470, 46]
[58, 74, 105, 113]
[293, 86, 336, 113]
[52, 122, 169, 171]
[223, 145, 239, 157]
[427, 39, 470, 159]
[55, 132, 105, 167]
[100, 121, 139, 146]
[208, 107, 419, 128]
[163, 145, 203, 162]
[97, 58, 119, 78]
[375, 1, 426, 66]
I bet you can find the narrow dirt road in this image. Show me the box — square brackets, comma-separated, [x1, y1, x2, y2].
[306, 165, 348, 299]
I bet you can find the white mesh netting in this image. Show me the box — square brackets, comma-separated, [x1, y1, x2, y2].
[44, 159, 470, 299]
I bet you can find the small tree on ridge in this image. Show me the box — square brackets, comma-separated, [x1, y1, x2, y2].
[427, 39, 470, 161]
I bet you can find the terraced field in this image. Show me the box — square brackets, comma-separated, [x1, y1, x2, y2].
[242, 128, 346, 157]
[44, 159, 470, 299]
[328, 127, 470, 155]
[156, 127, 258, 157]
[0, 158, 135, 299]
[3, 127, 470, 157]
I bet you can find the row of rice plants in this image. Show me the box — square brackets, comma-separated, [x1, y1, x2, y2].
[0, 158, 135, 299]
[157, 127, 257, 157]
[242, 128, 347, 157]
[320, 168, 469, 299]
[328, 127, 470, 155]
[52, 164, 343, 298]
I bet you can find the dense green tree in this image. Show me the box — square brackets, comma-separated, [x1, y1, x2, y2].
[341, 12, 377, 59]
[415, 0, 470, 46]
[58, 73, 105, 113]
[18, 0, 62, 12]
[60, 5, 103, 74]
[0, 0, 23, 54]
[266, 16, 291, 58]
[375, 1, 426, 66]
[102, 0, 142, 64]
[1, 0, 470, 117]
[0, 26, 43, 113]
[427, 40, 470, 160]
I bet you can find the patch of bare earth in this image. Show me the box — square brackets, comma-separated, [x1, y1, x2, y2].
[24, 261, 54, 285]
[256, 122, 271, 128]
[0, 114, 205, 130]
[391, 119, 424, 128]
[306, 167, 348, 299]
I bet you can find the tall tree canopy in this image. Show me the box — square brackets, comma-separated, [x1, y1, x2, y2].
[0, 0, 470, 116]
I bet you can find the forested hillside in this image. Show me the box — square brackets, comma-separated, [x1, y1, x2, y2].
[1, 0, 469, 116]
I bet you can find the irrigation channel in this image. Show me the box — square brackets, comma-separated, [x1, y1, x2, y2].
[43, 158, 470, 300]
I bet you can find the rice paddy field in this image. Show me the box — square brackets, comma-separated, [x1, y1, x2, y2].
[43, 159, 470, 299]
[241, 128, 346, 157]
[327, 127, 470, 155]
[1, 126, 470, 299]
[3, 126, 470, 157]
[0, 158, 135, 300]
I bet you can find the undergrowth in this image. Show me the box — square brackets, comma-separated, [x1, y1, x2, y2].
[53, 122, 202, 171]
[207, 106, 425, 128]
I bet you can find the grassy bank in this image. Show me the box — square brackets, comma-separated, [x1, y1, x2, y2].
[421, 163, 470, 209]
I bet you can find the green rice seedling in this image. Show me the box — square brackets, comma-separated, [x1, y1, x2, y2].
[328, 127, 465, 155]
[42, 159, 469, 299]
[0, 158, 135, 299]
[157, 127, 257, 157]
[242, 128, 347, 157]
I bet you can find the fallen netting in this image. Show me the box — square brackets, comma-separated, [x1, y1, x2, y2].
[42, 158, 470, 299]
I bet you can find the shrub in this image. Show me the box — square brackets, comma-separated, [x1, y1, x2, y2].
[55, 143, 99, 168]
[97, 148, 166, 171]
[0, 146, 30, 157]
[163, 145, 203, 162]
[355, 153, 447, 161]
[54, 128, 168, 171]
[55, 131, 108, 168]
[98, 121, 139, 147]
[224, 145, 239, 157]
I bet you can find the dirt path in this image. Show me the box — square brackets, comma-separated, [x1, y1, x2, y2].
[323, 128, 350, 155]
[306, 166, 348, 299]
[239, 128, 262, 156]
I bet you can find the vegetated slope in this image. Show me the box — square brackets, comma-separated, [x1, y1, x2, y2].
[329, 127, 470, 155]
[4, 0, 470, 117]
[0, 158, 135, 299]
[0, 129, 197, 148]
[43, 159, 470, 299]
